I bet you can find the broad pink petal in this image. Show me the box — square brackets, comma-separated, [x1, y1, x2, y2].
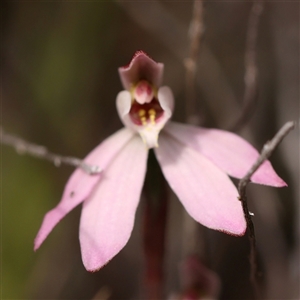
[118, 51, 164, 90]
[155, 133, 246, 235]
[79, 135, 148, 271]
[165, 122, 286, 187]
[34, 128, 135, 250]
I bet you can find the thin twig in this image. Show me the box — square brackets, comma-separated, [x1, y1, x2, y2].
[239, 121, 295, 188]
[230, 1, 264, 132]
[238, 121, 295, 298]
[182, 0, 207, 259]
[0, 126, 101, 175]
[184, 0, 204, 125]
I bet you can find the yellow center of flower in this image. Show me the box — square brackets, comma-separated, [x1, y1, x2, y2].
[129, 81, 163, 126]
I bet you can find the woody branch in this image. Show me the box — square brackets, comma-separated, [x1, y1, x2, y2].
[0, 126, 101, 175]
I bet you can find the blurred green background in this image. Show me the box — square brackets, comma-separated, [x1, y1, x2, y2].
[2, 1, 299, 299]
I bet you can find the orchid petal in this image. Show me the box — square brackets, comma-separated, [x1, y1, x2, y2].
[157, 86, 174, 119]
[79, 135, 148, 271]
[165, 122, 286, 187]
[119, 51, 164, 90]
[116, 90, 132, 125]
[155, 133, 246, 235]
[34, 128, 134, 250]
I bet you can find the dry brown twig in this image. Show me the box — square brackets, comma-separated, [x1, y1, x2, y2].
[238, 120, 295, 298]
[0, 126, 101, 175]
[230, 0, 264, 132]
[181, 0, 206, 259]
[184, 0, 204, 125]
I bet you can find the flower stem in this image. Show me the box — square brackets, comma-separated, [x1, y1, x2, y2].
[142, 152, 169, 299]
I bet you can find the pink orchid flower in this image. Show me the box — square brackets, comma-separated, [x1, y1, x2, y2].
[34, 51, 286, 272]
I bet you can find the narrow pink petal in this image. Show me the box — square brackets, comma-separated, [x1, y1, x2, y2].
[79, 135, 148, 271]
[34, 128, 135, 251]
[155, 133, 246, 235]
[165, 122, 286, 187]
[118, 51, 164, 90]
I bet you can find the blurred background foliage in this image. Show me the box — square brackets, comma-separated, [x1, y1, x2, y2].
[1, 1, 299, 299]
